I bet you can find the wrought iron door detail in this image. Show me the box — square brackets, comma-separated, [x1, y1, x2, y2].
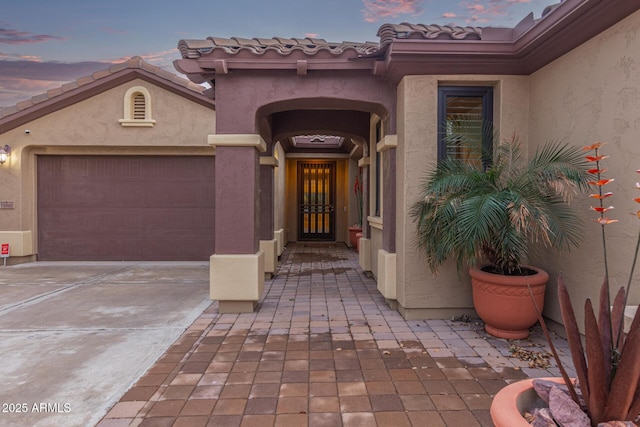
[298, 162, 335, 241]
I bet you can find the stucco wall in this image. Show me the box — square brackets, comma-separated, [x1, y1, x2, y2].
[273, 142, 286, 235]
[0, 78, 216, 260]
[396, 74, 530, 318]
[529, 10, 640, 329]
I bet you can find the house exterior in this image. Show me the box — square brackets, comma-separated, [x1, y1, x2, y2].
[1, 0, 639, 330]
[0, 57, 216, 262]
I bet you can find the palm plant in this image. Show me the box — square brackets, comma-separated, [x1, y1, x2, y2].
[411, 133, 591, 276]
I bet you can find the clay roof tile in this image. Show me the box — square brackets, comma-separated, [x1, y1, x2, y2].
[232, 37, 260, 46]
[46, 88, 64, 98]
[76, 75, 95, 86]
[92, 69, 111, 80]
[0, 105, 18, 118]
[31, 93, 49, 105]
[61, 81, 79, 92]
[108, 62, 128, 73]
[16, 99, 33, 111]
[209, 37, 238, 47]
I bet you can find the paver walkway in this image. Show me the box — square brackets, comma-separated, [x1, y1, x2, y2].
[97, 243, 573, 427]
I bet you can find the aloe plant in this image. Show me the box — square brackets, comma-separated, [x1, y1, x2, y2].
[532, 143, 640, 426]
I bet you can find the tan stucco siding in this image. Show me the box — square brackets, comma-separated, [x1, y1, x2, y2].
[529, 10, 640, 329]
[396, 74, 530, 317]
[0, 79, 216, 260]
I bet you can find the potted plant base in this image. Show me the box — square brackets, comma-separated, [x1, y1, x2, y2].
[348, 226, 362, 249]
[470, 265, 548, 339]
[491, 378, 566, 427]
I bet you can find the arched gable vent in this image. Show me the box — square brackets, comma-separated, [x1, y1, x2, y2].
[119, 86, 157, 127]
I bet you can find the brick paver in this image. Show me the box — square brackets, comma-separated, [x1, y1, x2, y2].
[97, 243, 573, 426]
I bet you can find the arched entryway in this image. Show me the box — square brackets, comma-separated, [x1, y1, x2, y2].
[175, 39, 397, 313]
[257, 102, 378, 247]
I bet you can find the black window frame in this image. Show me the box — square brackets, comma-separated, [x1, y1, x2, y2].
[437, 86, 494, 167]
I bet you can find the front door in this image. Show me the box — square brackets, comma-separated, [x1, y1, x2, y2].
[298, 161, 336, 241]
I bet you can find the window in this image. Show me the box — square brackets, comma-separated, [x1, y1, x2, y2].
[438, 86, 493, 167]
[119, 86, 156, 127]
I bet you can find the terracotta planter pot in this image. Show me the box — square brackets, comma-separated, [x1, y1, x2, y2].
[469, 265, 548, 339]
[355, 232, 363, 253]
[348, 226, 362, 249]
[491, 378, 566, 427]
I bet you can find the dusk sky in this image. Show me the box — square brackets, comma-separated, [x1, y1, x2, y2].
[1, 0, 555, 108]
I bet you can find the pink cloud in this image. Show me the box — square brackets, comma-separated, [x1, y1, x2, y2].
[0, 52, 42, 62]
[304, 33, 320, 39]
[110, 49, 178, 68]
[362, 0, 424, 23]
[442, 12, 457, 18]
[0, 59, 110, 83]
[0, 77, 68, 107]
[0, 51, 188, 109]
[458, 0, 530, 24]
[0, 28, 65, 44]
[138, 49, 178, 63]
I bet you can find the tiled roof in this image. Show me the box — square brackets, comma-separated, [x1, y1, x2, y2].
[377, 23, 483, 46]
[178, 23, 486, 61]
[178, 37, 380, 59]
[0, 56, 206, 119]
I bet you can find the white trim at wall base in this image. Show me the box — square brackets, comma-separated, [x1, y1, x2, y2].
[0, 230, 33, 257]
[260, 239, 278, 278]
[274, 229, 285, 256]
[210, 251, 265, 311]
[358, 237, 371, 272]
[377, 249, 396, 300]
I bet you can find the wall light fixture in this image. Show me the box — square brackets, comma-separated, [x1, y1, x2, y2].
[0, 145, 11, 164]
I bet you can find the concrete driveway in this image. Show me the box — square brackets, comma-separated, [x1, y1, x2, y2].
[0, 261, 211, 427]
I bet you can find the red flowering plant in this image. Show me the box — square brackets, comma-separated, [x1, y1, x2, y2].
[531, 142, 640, 426]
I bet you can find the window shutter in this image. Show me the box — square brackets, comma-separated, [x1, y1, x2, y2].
[437, 87, 494, 168]
[445, 96, 484, 162]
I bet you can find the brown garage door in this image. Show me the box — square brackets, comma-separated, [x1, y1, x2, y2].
[37, 155, 215, 261]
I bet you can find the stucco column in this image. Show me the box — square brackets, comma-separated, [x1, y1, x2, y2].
[377, 135, 397, 300]
[208, 134, 266, 313]
[259, 156, 278, 279]
[358, 156, 372, 271]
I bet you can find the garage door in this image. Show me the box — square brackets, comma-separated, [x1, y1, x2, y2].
[37, 155, 215, 261]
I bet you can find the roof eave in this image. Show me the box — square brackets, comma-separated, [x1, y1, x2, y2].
[174, 54, 377, 85]
[513, 0, 640, 73]
[382, 0, 640, 81]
